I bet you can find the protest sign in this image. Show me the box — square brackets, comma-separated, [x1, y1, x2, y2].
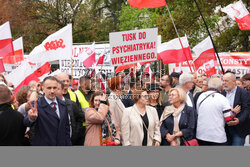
[169, 52, 250, 77]
[59, 44, 114, 78]
[109, 28, 158, 66]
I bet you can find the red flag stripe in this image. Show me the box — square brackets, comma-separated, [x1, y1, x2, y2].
[159, 47, 193, 64]
[128, 0, 166, 9]
[96, 54, 105, 66]
[0, 39, 14, 59]
[115, 64, 134, 74]
[193, 48, 216, 69]
[0, 59, 5, 73]
[83, 52, 95, 68]
[235, 14, 250, 30]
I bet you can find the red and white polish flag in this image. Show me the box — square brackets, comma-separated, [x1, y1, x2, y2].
[97, 73, 106, 92]
[0, 21, 14, 59]
[203, 60, 216, 78]
[79, 42, 95, 68]
[96, 51, 105, 66]
[128, 0, 166, 9]
[0, 21, 14, 72]
[193, 37, 217, 77]
[28, 24, 72, 63]
[143, 64, 155, 80]
[158, 36, 193, 64]
[115, 64, 134, 74]
[5, 61, 51, 95]
[3, 37, 24, 64]
[221, 0, 250, 30]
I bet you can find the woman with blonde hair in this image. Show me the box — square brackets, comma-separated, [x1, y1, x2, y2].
[160, 88, 195, 146]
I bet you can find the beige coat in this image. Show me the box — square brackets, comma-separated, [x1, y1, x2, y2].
[121, 104, 161, 146]
[84, 103, 120, 146]
[108, 92, 125, 129]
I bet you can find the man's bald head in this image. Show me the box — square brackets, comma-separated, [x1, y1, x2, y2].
[0, 85, 11, 104]
[56, 72, 70, 91]
[223, 72, 236, 91]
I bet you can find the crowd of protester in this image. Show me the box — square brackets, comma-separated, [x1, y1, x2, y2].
[0, 70, 250, 146]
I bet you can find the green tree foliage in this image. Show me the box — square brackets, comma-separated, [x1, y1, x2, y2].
[118, 0, 249, 52]
[0, 0, 249, 53]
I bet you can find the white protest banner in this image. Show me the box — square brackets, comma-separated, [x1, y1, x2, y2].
[28, 24, 72, 64]
[60, 44, 114, 78]
[109, 28, 158, 66]
[169, 52, 250, 77]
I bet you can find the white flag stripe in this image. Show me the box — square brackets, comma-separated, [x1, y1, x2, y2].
[221, 0, 249, 20]
[193, 37, 214, 57]
[28, 24, 72, 63]
[78, 42, 95, 62]
[13, 37, 23, 51]
[0, 22, 12, 40]
[5, 61, 36, 87]
[157, 36, 190, 53]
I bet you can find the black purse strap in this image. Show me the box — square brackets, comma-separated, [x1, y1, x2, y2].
[181, 136, 190, 146]
[198, 92, 217, 109]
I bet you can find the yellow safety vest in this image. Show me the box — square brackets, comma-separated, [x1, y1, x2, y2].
[75, 90, 89, 127]
[68, 89, 77, 103]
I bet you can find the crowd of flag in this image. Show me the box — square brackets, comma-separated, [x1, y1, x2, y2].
[0, 0, 249, 94]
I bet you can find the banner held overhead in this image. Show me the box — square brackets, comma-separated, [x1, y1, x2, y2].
[109, 28, 158, 66]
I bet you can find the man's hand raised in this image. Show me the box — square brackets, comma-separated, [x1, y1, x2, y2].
[28, 101, 38, 121]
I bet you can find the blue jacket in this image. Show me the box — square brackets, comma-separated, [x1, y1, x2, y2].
[222, 87, 250, 137]
[24, 97, 72, 146]
[160, 104, 196, 145]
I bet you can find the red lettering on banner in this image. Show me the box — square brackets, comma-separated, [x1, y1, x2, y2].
[111, 52, 155, 65]
[44, 39, 66, 51]
[122, 33, 137, 41]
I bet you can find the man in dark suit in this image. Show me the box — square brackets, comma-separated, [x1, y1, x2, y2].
[121, 77, 136, 108]
[222, 72, 250, 146]
[0, 85, 26, 146]
[24, 76, 71, 146]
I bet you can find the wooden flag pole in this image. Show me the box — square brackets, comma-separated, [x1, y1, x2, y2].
[70, 57, 74, 85]
[133, 63, 136, 78]
[165, 2, 194, 73]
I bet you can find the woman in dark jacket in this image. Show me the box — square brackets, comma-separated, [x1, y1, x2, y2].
[148, 84, 164, 120]
[160, 88, 195, 146]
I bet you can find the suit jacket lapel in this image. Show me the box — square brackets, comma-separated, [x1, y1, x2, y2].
[233, 87, 240, 107]
[40, 97, 60, 121]
[133, 104, 143, 129]
[178, 105, 186, 127]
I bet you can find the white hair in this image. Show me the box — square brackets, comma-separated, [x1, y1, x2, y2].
[179, 73, 194, 86]
[224, 72, 236, 81]
[208, 78, 222, 90]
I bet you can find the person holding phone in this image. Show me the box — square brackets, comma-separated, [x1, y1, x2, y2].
[84, 91, 121, 146]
